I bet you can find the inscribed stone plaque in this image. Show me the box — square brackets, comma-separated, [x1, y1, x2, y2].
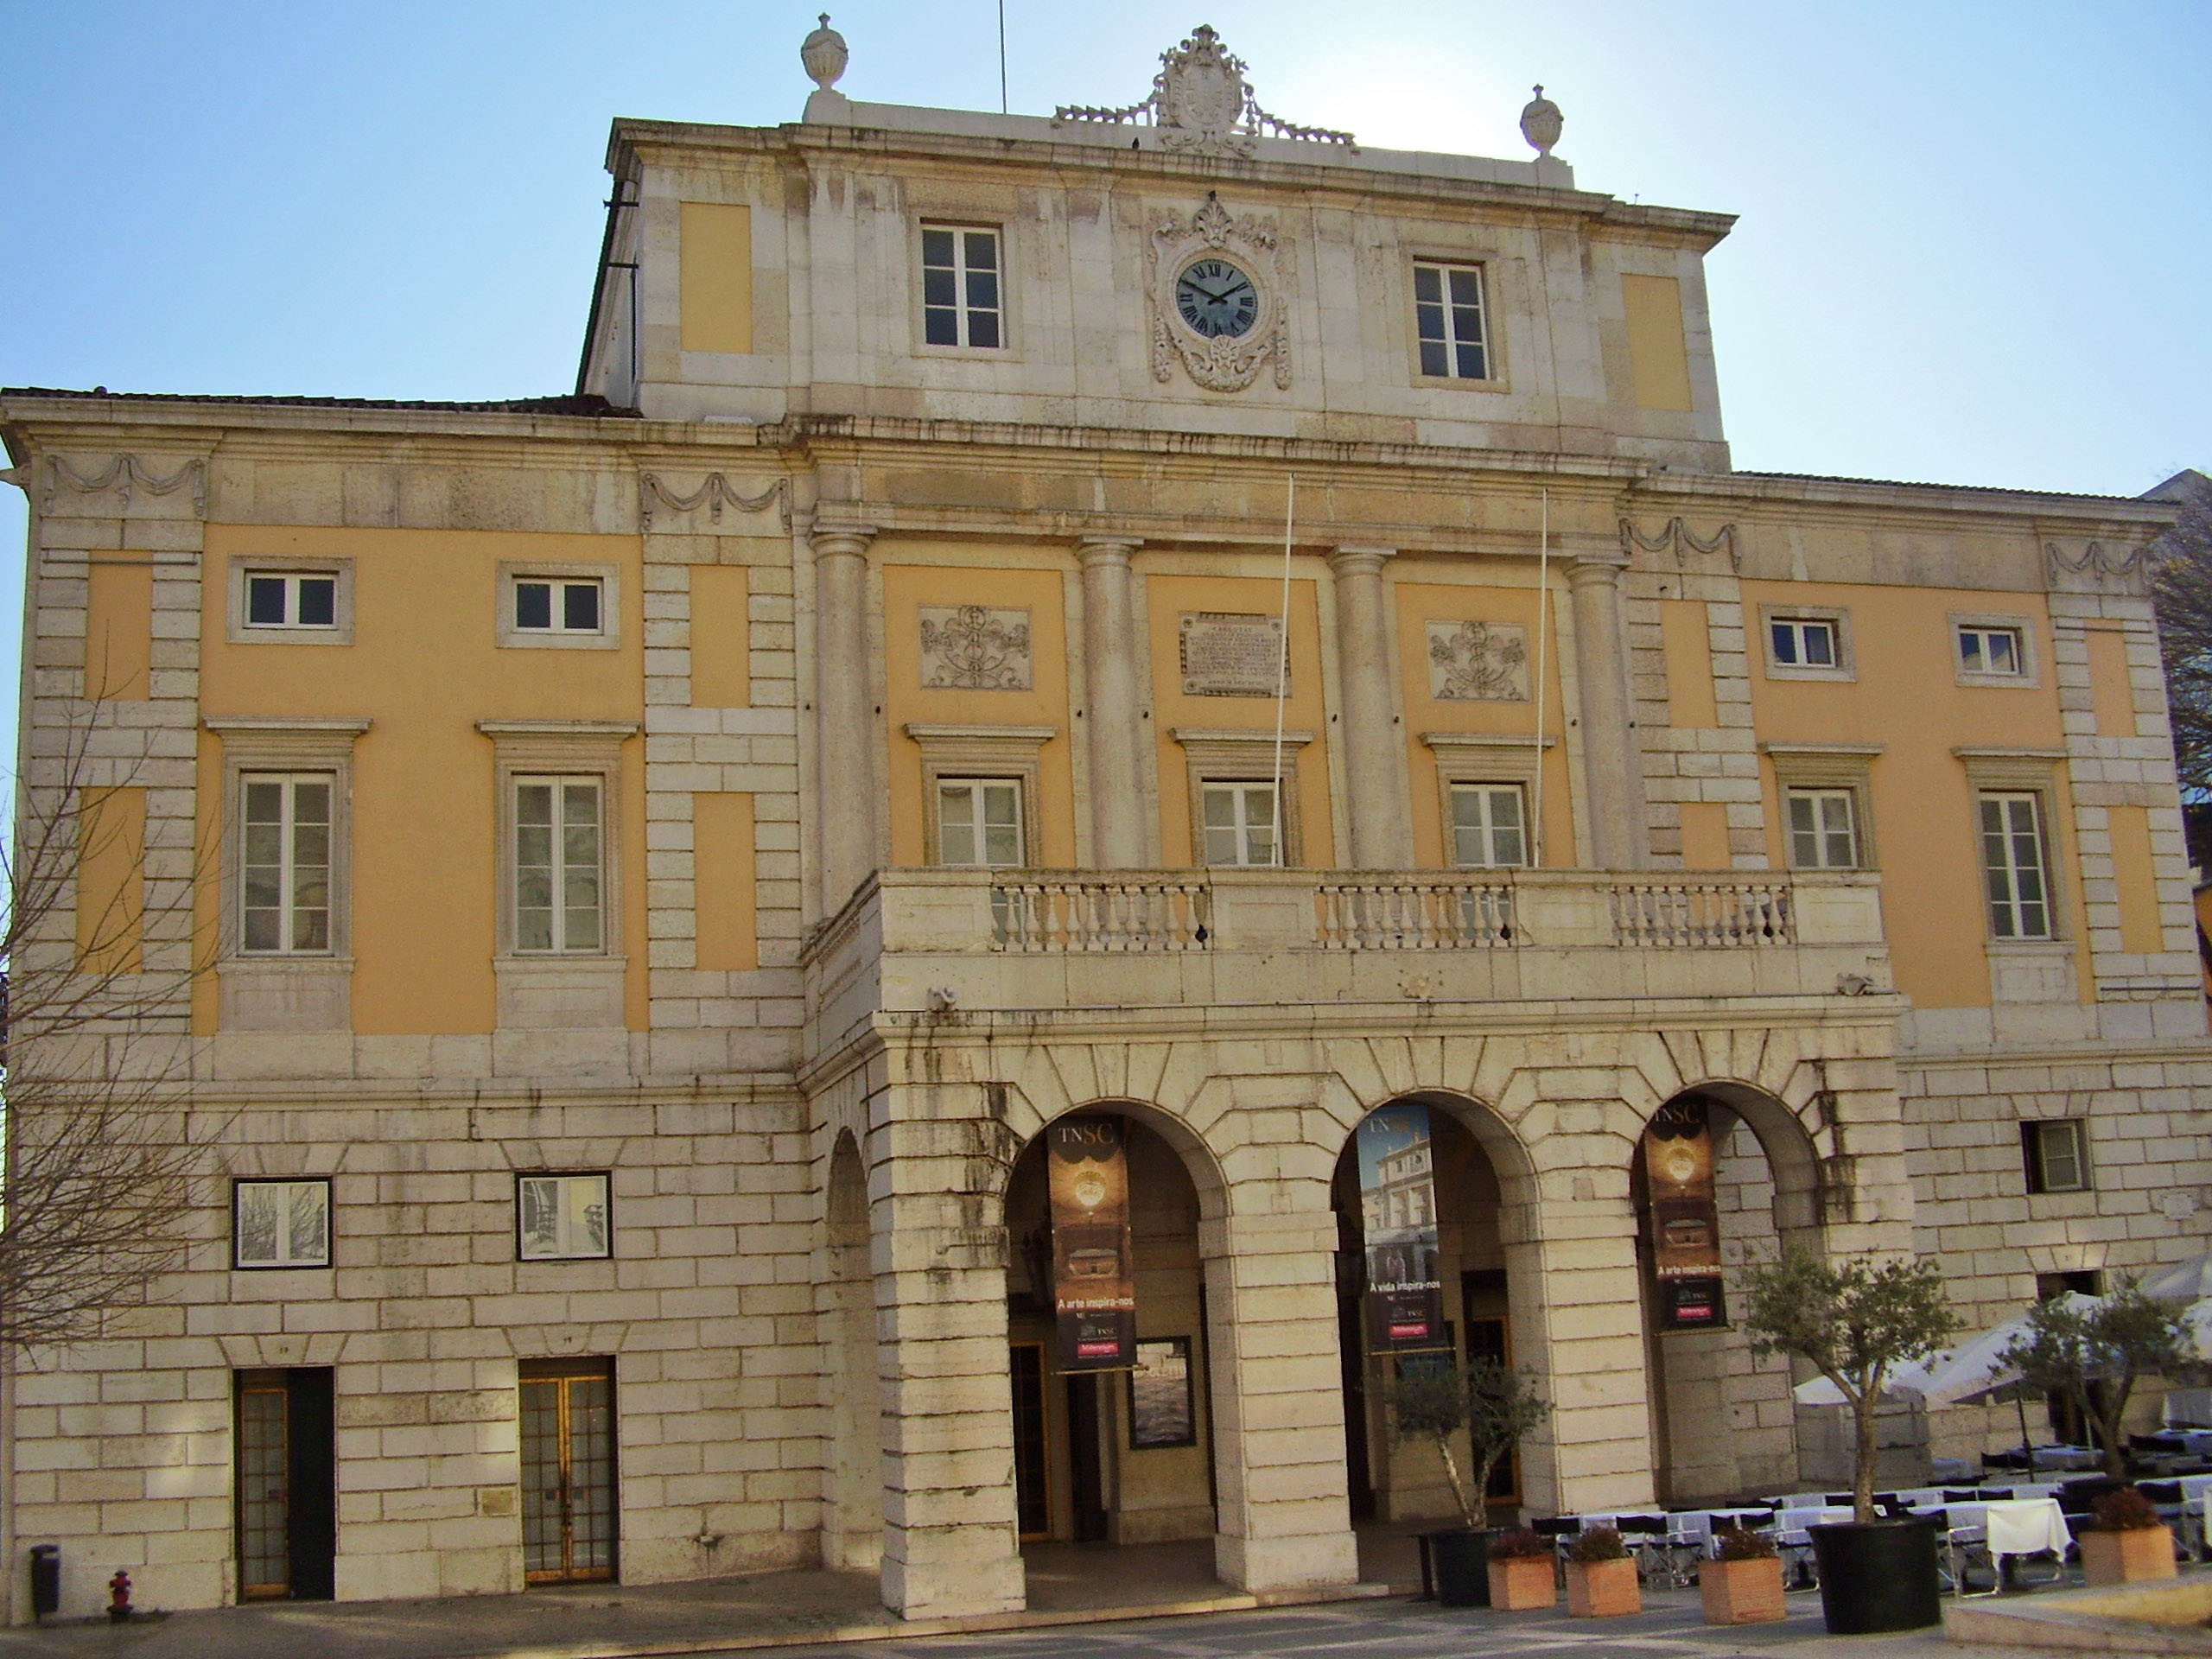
[1179, 612, 1287, 697]
[918, 605, 1032, 690]
[1427, 620, 1529, 702]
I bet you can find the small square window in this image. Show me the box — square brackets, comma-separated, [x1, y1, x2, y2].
[1201, 781, 1280, 867]
[1413, 262, 1490, 380]
[244, 573, 339, 631]
[1450, 784, 1526, 868]
[517, 1173, 612, 1260]
[937, 779, 1024, 868]
[234, 1179, 331, 1268]
[514, 578, 603, 636]
[1785, 788, 1859, 869]
[1770, 618, 1838, 668]
[922, 226, 1002, 350]
[2022, 1120, 2090, 1194]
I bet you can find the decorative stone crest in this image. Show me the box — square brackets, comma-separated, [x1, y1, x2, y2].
[639, 473, 788, 532]
[1055, 24, 1352, 158]
[1620, 516, 1740, 573]
[1519, 86, 1563, 158]
[43, 454, 207, 517]
[919, 606, 1033, 690]
[1147, 194, 1291, 393]
[2045, 539, 2158, 594]
[1427, 620, 1529, 702]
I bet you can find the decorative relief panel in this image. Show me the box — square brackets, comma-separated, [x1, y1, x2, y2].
[1427, 620, 1529, 702]
[919, 606, 1032, 690]
[1179, 612, 1286, 697]
[1147, 196, 1292, 394]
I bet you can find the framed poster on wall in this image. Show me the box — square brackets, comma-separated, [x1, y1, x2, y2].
[1128, 1337, 1197, 1448]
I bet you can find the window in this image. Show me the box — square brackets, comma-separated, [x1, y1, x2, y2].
[240, 774, 333, 953]
[234, 1179, 331, 1268]
[1784, 788, 1859, 870]
[922, 226, 1001, 348]
[245, 573, 337, 630]
[514, 777, 603, 953]
[518, 1173, 613, 1261]
[1202, 781, 1280, 867]
[1450, 785, 1527, 868]
[2023, 1120, 2090, 1194]
[1980, 791, 2051, 939]
[1770, 617, 1839, 669]
[1414, 262, 1489, 379]
[514, 577, 602, 636]
[937, 779, 1023, 868]
[1958, 625, 2024, 677]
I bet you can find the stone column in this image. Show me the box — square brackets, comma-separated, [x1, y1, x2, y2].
[1327, 546, 1414, 868]
[1077, 537, 1148, 868]
[813, 524, 877, 912]
[1567, 551, 1645, 868]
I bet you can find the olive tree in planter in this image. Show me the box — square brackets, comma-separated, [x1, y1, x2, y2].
[1741, 1246, 1956, 1634]
[1996, 1282, 2193, 1479]
[1390, 1356, 1551, 1606]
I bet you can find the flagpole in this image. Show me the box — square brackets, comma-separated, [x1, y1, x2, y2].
[1530, 488, 1551, 868]
[1270, 474, 1296, 865]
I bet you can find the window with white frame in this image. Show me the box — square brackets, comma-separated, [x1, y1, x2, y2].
[2022, 1119, 2090, 1194]
[1413, 262, 1489, 380]
[1980, 791, 2051, 939]
[922, 226, 1001, 348]
[513, 576, 603, 636]
[1769, 617, 1840, 670]
[1201, 781, 1280, 867]
[937, 779, 1023, 868]
[514, 777, 604, 953]
[1784, 787, 1859, 870]
[517, 1173, 612, 1261]
[244, 571, 338, 631]
[240, 774, 334, 953]
[1958, 623, 2027, 678]
[1450, 784, 1527, 868]
[234, 1179, 332, 1269]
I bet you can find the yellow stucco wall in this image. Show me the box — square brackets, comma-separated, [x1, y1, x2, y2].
[85, 562, 152, 702]
[77, 785, 144, 974]
[1745, 580, 2084, 1009]
[679, 202, 753, 356]
[195, 524, 647, 1035]
[2087, 627, 2138, 738]
[694, 791, 758, 970]
[690, 563, 751, 707]
[1622, 273, 1694, 413]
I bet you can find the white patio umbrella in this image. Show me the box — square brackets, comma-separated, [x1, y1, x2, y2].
[1791, 1357, 1938, 1408]
[2140, 1250, 2212, 1303]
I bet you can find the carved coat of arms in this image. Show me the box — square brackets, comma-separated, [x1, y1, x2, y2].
[1055, 24, 1353, 160]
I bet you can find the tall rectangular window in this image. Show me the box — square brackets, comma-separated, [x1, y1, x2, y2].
[1980, 791, 2051, 939]
[518, 1173, 613, 1261]
[1450, 785, 1526, 868]
[241, 775, 333, 953]
[234, 1179, 332, 1269]
[1413, 263, 1488, 379]
[938, 779, 1023, 868]
[922, 226, 1001, 348]
[1785, 788, 1859, 869]
[1201, 781, 1279, 867]
[2022, 1119, 2090, 1194]
[515, 778, 604, 953]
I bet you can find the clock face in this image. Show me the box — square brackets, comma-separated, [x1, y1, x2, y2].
[1175, 258, 1260, 339]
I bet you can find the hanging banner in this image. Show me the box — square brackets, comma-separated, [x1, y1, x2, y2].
[1357, 1104, 1447, 1352]
[1048, 1116, 1135, 1370]
[1644, 1098, 1726, 1330]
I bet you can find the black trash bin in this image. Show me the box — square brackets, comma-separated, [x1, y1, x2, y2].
[29, 1545, 59, 1619]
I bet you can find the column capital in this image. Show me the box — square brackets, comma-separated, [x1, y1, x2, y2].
[810, 522, 877, 558]
[1327, 545, 1396, 578]
[1075, 535, 1143, 569]
[1567, 550, 1630, 588]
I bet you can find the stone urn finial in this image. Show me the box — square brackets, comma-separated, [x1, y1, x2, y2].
[802, 13, 848, 92]
[1519, 84, 1563, 159]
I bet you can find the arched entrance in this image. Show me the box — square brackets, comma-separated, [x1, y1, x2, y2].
[1633, 1085, 1823, 1503]
[823, 1131, 882, 1569]
[1001, 1107, 1224, 1554]
[1330, 1096, 1539, 1526]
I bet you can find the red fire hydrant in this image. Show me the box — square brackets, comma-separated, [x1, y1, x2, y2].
[107, 1569, 131, 1623]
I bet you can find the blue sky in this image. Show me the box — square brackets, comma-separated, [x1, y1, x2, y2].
[3, 2, 2207, 747]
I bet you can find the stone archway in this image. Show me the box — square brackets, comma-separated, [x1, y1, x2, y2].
[823, 1130, 882, 1569]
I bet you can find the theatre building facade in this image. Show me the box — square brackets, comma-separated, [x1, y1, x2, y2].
[5, 19, 2209, 1624]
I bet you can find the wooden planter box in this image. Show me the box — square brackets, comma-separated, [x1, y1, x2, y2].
[2081, 1525, 2177, 1586]
[1700, 1555, 1786, 1624]
[1566, 1556, 1641, 1618]
[1487, 1554, 1557, 1611]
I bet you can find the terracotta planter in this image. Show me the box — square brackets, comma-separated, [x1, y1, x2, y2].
[1487, 1554, 1558, 1611]
[2081, 1524, 2177, 1586]
[1565, 1556, 1641, 1618]
[1700, 1554, 1786, 1624]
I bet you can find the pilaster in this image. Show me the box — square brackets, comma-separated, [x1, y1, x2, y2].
[1326, 547, 1414, 868]
[1076, 537, 1148, 868]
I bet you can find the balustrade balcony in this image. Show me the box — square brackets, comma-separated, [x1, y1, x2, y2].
[801, 867, 1892, 1053]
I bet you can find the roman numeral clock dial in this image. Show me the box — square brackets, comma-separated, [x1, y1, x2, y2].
[1174, 259, 1259, 339]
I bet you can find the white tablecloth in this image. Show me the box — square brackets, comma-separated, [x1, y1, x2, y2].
[1929, 1498, 2069, 1561]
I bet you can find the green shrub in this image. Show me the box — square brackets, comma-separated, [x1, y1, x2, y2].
[1567, 1526, 1628, 1563]
[1486, 1528, 1554, 1560]
[1713, 1524, 1778, 1560]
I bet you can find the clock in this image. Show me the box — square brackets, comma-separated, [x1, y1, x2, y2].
[1175, 257, 1260, 339]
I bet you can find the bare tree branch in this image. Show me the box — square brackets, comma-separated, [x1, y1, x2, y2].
[2149, 469, 2212, 866]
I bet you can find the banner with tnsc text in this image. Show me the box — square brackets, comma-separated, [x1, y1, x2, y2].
[1049, 1116, 1136, 1370]
[1357, 1104, 1447, 1352]
[1643, 1097, 1726, 1330]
